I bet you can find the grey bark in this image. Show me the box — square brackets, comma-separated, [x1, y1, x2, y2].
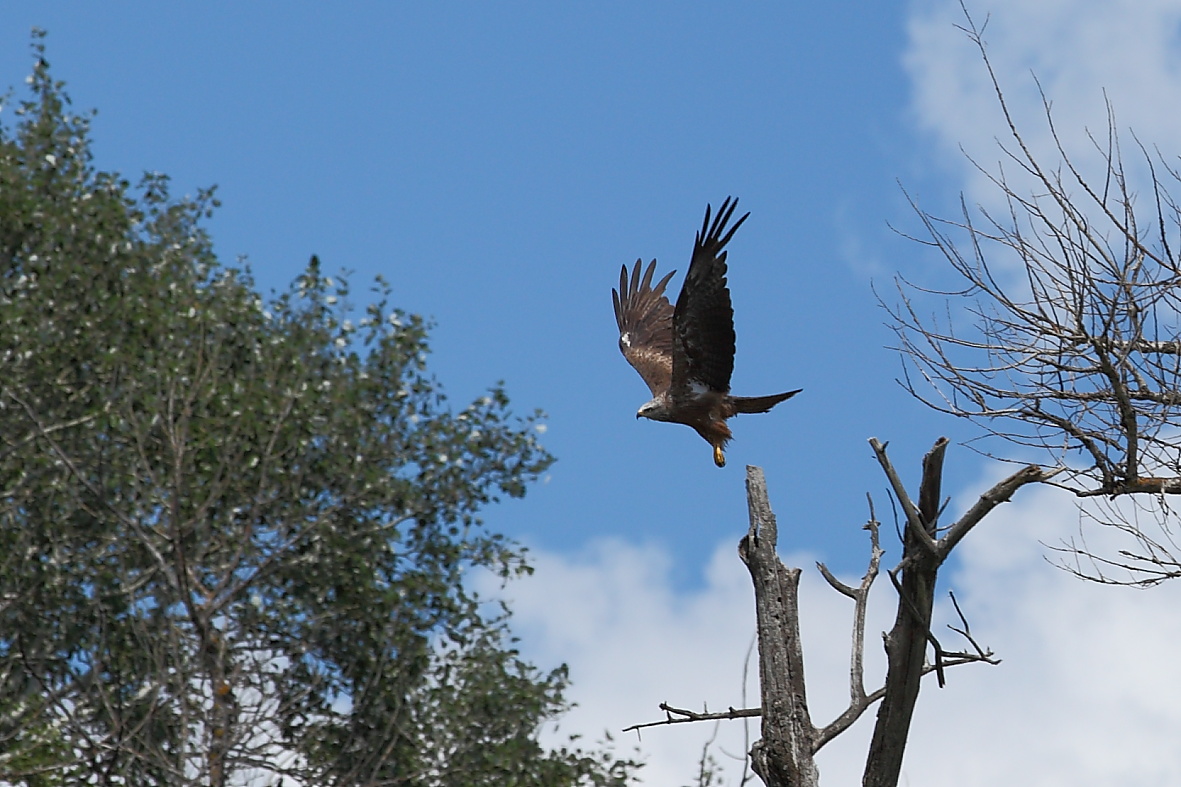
[862, 439, 946, 787]
[738, 466, 819, 787]
[734, 443, 1041, 787]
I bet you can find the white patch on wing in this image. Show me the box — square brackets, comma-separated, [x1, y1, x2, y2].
[689, 380, 711, 397]
[620, 332, 631, 347]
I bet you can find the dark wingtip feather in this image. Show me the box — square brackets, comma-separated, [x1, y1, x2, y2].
[698, 201, 714, 246]
[696, 197, 749, 253]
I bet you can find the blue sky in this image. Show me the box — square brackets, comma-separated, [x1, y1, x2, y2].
[0, 3, 962, 586]
[8, 3, 1181, 785]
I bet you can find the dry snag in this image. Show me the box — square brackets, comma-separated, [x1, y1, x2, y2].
[886, 7, 1181, 584]
[627, 449, 1041, 787]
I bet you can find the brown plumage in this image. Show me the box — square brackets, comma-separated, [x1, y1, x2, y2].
[612, 197, 800, 467]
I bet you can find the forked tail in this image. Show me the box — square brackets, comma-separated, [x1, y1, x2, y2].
[730, 389, 802, 414]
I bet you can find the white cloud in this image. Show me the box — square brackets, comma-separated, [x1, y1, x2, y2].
[481, 538, 765, 785]
[486, 471, 1181, 785]
[906, 0, 1181, 207]
[484, 535, 892, 786]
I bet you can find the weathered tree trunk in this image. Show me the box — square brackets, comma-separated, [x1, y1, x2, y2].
[862, 438, 946, 787]
[739, 466, 819, 787]
[652, 445, 1039, 786]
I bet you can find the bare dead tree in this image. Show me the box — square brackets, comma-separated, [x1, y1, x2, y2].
[628, 444, 1042, 786]
[628, 6, 1181, 783]
[885, 7, 1181, 585]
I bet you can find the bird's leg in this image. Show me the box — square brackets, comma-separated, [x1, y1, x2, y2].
[712, 444, 726, 467]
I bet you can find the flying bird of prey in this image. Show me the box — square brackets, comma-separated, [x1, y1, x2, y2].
[612, 197, 800, 467]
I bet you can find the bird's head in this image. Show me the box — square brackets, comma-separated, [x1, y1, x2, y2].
[636, 399, 672, 422]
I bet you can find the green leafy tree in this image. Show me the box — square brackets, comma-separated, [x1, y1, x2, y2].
[0, 32, 636, 787]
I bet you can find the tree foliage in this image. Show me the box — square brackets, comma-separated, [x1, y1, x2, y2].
[0, 33, 635, 786]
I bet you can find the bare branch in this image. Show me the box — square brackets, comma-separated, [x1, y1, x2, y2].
[814, 504, 884, 750]
[890, 9, 1181, 505]
[887, 4, 1181, 586]
[622, 703, 761, 734]
[937, 464, 1046, 560]
[869, 439, 939, 556]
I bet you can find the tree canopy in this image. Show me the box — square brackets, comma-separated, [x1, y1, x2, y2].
[0, 33, 635, 786]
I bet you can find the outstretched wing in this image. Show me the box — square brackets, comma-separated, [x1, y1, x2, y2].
[672, 197, 749, 396]
[613, 259, 677, 396]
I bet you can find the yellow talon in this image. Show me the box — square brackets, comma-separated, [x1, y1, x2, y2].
[713, 445, 726, 467]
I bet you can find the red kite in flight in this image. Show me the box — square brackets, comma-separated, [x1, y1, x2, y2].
[612, 197, 800, 467]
